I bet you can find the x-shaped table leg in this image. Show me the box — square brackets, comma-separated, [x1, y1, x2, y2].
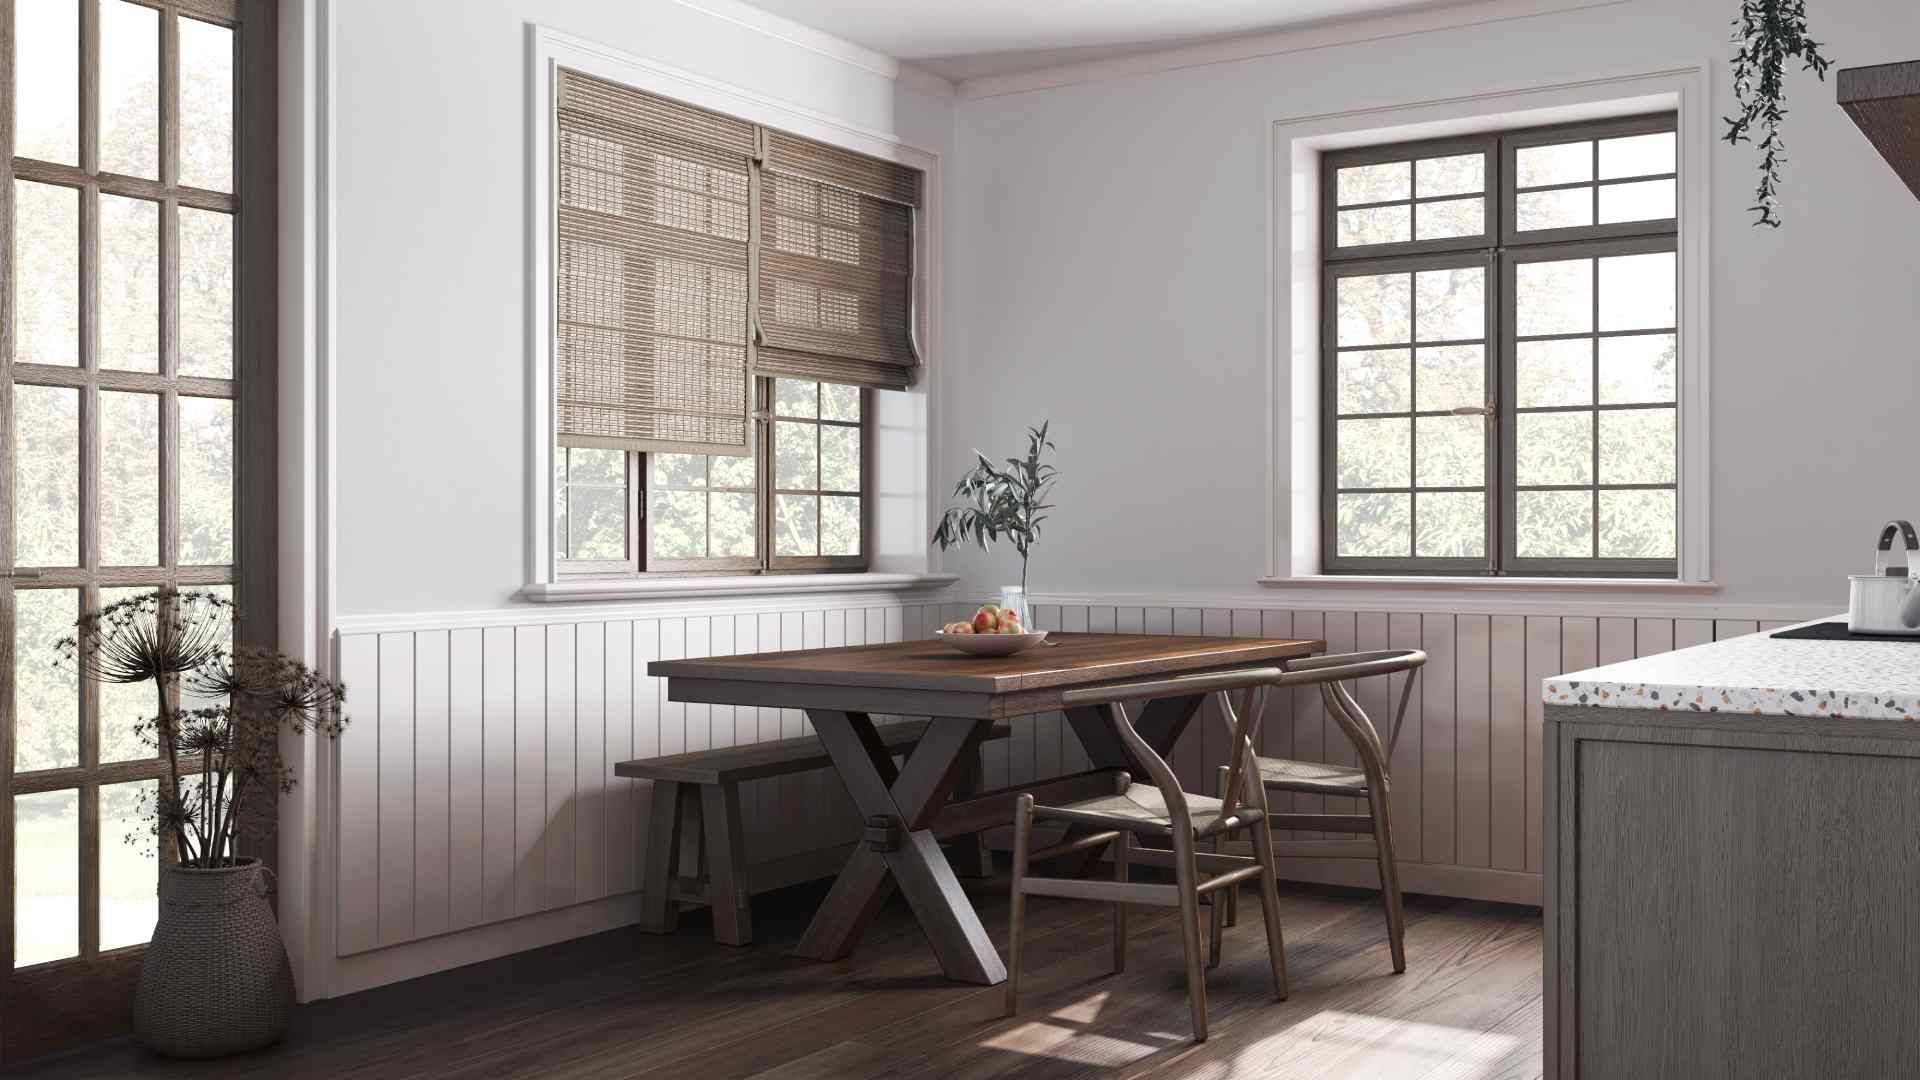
[794, 710, 1004, 985]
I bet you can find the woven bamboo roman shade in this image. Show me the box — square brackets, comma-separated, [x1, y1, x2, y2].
[554, 70, 756, 455]
[757, 131, 923, 391]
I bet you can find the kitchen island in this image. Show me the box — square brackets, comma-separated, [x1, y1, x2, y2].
[1543, 620, 1920, 1079]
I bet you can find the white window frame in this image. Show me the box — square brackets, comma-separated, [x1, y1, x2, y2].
[1264, 64, 1716, 592]
[521, 25, 949, 602]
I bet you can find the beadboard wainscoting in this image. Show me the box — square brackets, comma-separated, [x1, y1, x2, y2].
[325, 594, 1804, 992]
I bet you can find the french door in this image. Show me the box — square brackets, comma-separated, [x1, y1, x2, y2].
[0, 0, 272, 1062]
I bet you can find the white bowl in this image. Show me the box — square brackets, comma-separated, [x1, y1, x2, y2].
[934, 630, 1049, 656]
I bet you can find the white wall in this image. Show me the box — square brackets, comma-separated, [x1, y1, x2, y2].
[943, 0, 1920, 609]
[328, 0, 954, 617]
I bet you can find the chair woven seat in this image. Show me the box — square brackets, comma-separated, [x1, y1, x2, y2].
[1035, 783, 1262, 839]
[1254, 756, 1371, 796]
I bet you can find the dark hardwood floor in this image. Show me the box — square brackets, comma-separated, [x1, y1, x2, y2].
[9, 873, 1543, 1079]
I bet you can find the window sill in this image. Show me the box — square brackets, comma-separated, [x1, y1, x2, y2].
[1259, 576, 1720, 593]
[518, 572, 960, 604]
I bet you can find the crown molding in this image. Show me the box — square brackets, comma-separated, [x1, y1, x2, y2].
[955, 0, 1631, 100]
[671, 0, 956, 98]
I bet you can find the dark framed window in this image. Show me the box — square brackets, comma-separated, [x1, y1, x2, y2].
[555, 376, 871, 576]
[1320, 113, 1678, 577]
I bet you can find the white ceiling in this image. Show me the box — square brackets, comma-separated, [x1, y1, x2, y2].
[742, 0, 1473, 82]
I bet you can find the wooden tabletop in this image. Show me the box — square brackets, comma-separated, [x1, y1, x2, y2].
[648, 633, 1323, 695]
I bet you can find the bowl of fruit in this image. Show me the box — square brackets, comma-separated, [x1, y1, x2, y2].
[935, 604, 1049, 656]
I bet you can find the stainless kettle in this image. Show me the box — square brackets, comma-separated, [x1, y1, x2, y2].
[1847, 520, 1920, 635]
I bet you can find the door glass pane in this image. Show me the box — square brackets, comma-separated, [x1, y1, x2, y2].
[1414, 345, 1483, 412]
[98, 586, 160, 765]
[179, 17, 234, 192]
[1599, 132, 1675, 179]
[99, 194, 161, 373]
[99, 779, 159, 951]
[13, 180, 81, 366]
[180, 397, 235, 565]
[1516, 188, 1592, 231]
[99, 0, 159, 180]
[13, 589, 79, 772]
[1598, 252, 1675, 331]
[1414, 197, 1482, 241]
[1598, 334, 1677, 405]
[14, 789, 80, 967]
[1336, 349, 1410, 415]
[176, 584, 233, 717]
[1336, 205, 1410, 247]
[1515, 259, 1593, 336]
[1416, 492, 1484, 558]
[774, 494, 818, 557]
[1598, 407, 1677, 485]
[1336, 161, 1409, 205]
[1516, 412, 1593, 486]
[1599, 489, 1677, 559]
[1599, 179, 1675, 224]
[14, 0, 80, 166]
[179, 208, 234, 378]
[14, 385, 80, 567]
[100, 391, 160, 566]
[1515, 142, 1591, 187]
[1337, 418, 1410, 489]
[1415, 154, 1483, 197]
[1414, 416, 1482, 488]
[1516, 490, 1593, 558]
[1336, 274, 1410, 346]
[1414, 268, 1483, 342]
[1516, 339, 1593, 408]
[1336, 493, 1410, 557]
[821, 496, 860, 556]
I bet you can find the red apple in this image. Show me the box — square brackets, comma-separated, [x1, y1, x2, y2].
[973, 606, 999, 634]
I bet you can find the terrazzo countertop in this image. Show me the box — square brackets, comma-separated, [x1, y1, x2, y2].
[1543, 617, 1920, 721]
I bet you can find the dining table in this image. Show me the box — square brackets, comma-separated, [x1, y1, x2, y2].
[648, 631, 1323, 986]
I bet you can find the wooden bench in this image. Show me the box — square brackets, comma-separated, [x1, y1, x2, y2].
[616, 719, 1011, 946]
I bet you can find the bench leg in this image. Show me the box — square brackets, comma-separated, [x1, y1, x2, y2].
[948, 749, 994, 879]
[701, 781, 753, 946]
[640, 780, 686, 934]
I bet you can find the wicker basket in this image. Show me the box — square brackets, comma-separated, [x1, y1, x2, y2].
[133, 858, 293, 1058]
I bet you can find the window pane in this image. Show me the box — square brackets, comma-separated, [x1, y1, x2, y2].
[1414, 345, 1483, 412]
[1517, 339, 1593, 408]
[100, 391, 160, 566]
[1516, 187, 1592, 231]
[13, 589, 79, 772]
[1516, 490, 1593, 558]
[1336, 349, 1410, 415]
[821, 496, 861, 556]
[821, 382, 860, 422]
[564, 482, 626, 561]
[774, 421, 818, 489]
[1415, 197, 1482, 241]
[1414, 267, 1483, 343]
[775, 493, 818, 557]
[820, 426, 860, 491]
[100, 779, 159, 952]
[1337, 493, 1410, 557]
[650, 454, 706, 489]
[1336, 205, 1410, 247]
[180, 397, 234, 565]
[1598, 252, 1675, 331]
[774, 379, 818, 418]
[14, 385, 80, 567]
[1598, 334, 1677, 404]
[15, 0, 79, 165]
[99, 194, 161, 372]
[1599, 489, 1677, 559]
[1336, 274, 1410, 346]
[1516, 412, 1592, 486]
[1599, 132, 1675, 179]
[179, 17, 234, 192]
[1598, 407, 1676, 484]
[15, 180, 81, 366]
[1415, 415, 1483, 488]
[1337, 418, 1410, 489]
[14, 789, 79, 967]
[648, 490, 705, 559]
[1515, 259, 1592, 336]
[98, 585, 158, 765]
[708, 491, 756, 557]
[1515, 141, 1591, 187]
[179, 208, 234, 378]
[1336, 161, 1409, 205]
[709, 451, 754, 489]
[1416, 492, 1485, 558]
[1598, 179, 1675, 224]
[1416, 154, 1484, 197]
[99, 0, 159, 179]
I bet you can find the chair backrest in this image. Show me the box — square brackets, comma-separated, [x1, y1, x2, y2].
[1061, 668, 1284, 832]
[1217, 651, 1426, 789]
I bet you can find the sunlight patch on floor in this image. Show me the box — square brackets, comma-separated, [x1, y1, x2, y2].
[980, 1020, 1167, 1064]
[1251, 1009, 1521, 1075]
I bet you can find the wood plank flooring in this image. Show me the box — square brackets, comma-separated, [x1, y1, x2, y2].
[8, 876, 1543, 1079]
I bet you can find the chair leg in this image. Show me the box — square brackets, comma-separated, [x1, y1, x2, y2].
[1215, 765, 1239, 930]
[1005, 793, 1034, 1019]
[639, 780, 685, 934]
[1172, 831, 1209, 1042]
[1369, 787, 1408, 974]
[1207, 858, 1224, 970]
[1111, 830, 1129, 974]
[1248, 807, 1291, 1001]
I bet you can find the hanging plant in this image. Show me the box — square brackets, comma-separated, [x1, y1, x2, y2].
[1726, 0, 1834, 227]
